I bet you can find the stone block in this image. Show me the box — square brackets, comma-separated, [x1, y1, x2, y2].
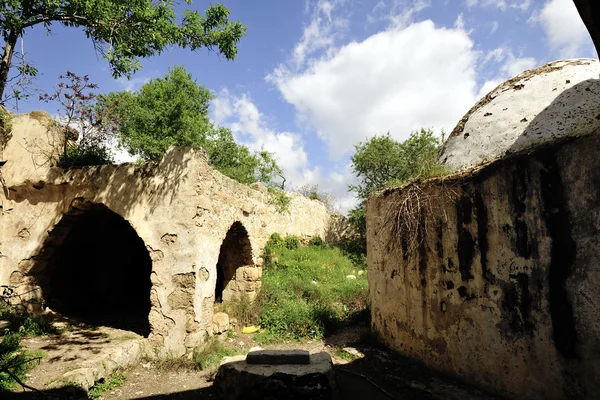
[215, 352, 336, 400]
[212, 312, 230, 334]
[247, 349, 310, 365]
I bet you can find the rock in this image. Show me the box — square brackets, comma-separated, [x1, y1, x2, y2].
[212, 312, 230, 334]
[342, 347, 365, 359]
[311, 280, 319, 286]
[346, 275, 357, 280]
[246, 349, 310, 365]
[440, 59, 600, 172]
[0, 320, 10, 330]
[215, 352, 336, 400]
[357, 270, 364, 276]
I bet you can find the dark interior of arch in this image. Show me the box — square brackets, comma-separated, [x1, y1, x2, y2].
[39, 204, 152, 337]
[215, 221, 253, 302]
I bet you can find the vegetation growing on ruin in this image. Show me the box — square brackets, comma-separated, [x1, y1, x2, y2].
[100, 66, 283, 186]
[267, 187, 292, 213]
[0, 107, 12, 151]
[296, 184, 336, 212]
[253, 234, 368, 343]
[348, 128, 449, 235]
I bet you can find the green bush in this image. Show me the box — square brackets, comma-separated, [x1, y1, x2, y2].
[268, 233, 284, 247]
[284, 235, 300, 250]
[336, 238, 367, 268]
[58, 141, 114, 169]
[308, 236, 324, 247]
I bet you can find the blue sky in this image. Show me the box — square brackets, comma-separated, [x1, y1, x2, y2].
[4, 0, 596, 212]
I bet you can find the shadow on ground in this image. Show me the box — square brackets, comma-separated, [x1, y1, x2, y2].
[5, 324, 504, 400]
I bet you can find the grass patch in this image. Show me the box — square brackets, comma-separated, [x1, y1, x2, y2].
[214, 293, 260, 329]
[151, 355, 198, 373]
[88, 371, 125, 399]
[193, 339, 239, 374]
[0, 333, 44, 392]
[255, 234, 369, 343]
[151, 339, 240, 375]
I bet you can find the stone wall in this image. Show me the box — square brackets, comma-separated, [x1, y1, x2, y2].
[368, 130, 600, 400]
[0, 112, 338, 357]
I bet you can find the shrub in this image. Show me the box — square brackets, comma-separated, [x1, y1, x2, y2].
[308, 236, 324, 247]
[284, 235, 300, 250]
[336, 238, 367, 268]
[0, 305, 57, 337]
[57, 141, 114, 169]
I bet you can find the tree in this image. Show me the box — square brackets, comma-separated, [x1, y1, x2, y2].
[0, 1, 246, 102]
[102, 66, 282, 185]
[100, 65, 214, 161]
[296, 184, 336, 212]
[349, 129, 445, 201]
[348, 128, 447, 234]
[39, 71, 115, 168]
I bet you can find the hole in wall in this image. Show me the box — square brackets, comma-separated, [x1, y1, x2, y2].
[35, 202, 152, 337]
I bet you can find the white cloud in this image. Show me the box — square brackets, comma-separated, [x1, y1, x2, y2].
[490, 21, 499, 34]
[267, 20, 478, 158]
[531, 0, 591, 58]
[292, 0, 348, 67]
[115, 76, 151, 92]
[368, 0, 431, 28]
[212, 89, 359, 213]
[465, 0, 531, 11]
[213, 89, 310, 186]
[478, 47, 537, 98]
[454, 14, 465, 30]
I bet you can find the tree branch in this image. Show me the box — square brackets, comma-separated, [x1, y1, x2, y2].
[22, 14, 89, 29]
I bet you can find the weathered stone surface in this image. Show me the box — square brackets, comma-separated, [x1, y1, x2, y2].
[368, 132, 600, 399]
[246, 349, 310, 365]
[215, 352, 336, 400]
[0, 112, 354, 355]
[212, 312, 230, 334]
[440, 59, 600, 172]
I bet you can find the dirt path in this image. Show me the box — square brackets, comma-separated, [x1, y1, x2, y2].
[7, 324, 503, 400]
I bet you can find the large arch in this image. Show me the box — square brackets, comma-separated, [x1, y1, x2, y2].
[215, 221, 254, 303]
[34, 200, 152, 336]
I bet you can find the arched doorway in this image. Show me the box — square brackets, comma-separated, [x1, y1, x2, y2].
[37, 201, 152, 336]
[215, 221, 253, 302]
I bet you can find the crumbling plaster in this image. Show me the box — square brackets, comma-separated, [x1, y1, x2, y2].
[0, 112, 336, 356]
[368, 59, 600, 399]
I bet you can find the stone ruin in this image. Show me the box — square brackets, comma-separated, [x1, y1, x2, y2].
[0, 111, 348, 357]
[368, 58, 600, 399]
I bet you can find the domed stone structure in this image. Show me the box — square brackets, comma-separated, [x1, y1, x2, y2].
[440, 58, 600, 172]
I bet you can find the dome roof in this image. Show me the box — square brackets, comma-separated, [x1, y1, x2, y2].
[440, 59, 600, 172]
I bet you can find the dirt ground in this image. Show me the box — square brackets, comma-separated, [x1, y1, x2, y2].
[4, 322, 504, 400]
